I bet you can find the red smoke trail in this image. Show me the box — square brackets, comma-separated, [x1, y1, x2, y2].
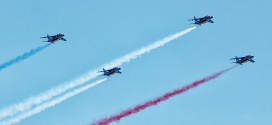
[92, 66, 237, 125]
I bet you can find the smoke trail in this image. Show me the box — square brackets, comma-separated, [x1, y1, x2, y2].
[92, 66, 237, 125]
[0, 27, 196, 120]
[0, 44, 51, 71]
[0, 79, 107, 125]
[102, 27, 196, 69]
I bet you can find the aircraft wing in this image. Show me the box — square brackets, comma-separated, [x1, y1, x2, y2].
[249, 59, 255, 63]
[61, 38, 67, 41]
[208, 20, 214, 23]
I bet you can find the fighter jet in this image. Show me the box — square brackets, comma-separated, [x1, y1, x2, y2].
[41, 33, 67, 43]
[98, 67, 122, 76]
[230, 55, 255, 65]
[188, 15, 214, 26]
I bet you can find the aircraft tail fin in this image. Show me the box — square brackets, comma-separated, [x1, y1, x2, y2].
[235, 56, 239, 61]
[230, 56, 238, 60]
[41, 34, 50, 39]
[97, 68, 106, 73]
[188, 16, 197, 22]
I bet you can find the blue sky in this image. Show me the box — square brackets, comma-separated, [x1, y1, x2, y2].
[0, 0, 271, 125]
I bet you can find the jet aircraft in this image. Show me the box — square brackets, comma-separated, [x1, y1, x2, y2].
[230, 55, 255, 65]
[41, 33, 67, 43]
[98, 67, 122, 76]
[188, 15, 214, 26]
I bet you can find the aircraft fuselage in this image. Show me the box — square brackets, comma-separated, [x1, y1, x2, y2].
[238, 58, 250, 64]
[197, 19, 209, 25]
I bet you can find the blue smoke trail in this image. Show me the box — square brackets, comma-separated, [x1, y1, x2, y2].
[0, 44, 51, 71]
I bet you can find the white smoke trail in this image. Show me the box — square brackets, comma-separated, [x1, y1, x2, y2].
[0, 27, 196, 120]
[102, 27, 196, 69]
[0, 79, 107, 125]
